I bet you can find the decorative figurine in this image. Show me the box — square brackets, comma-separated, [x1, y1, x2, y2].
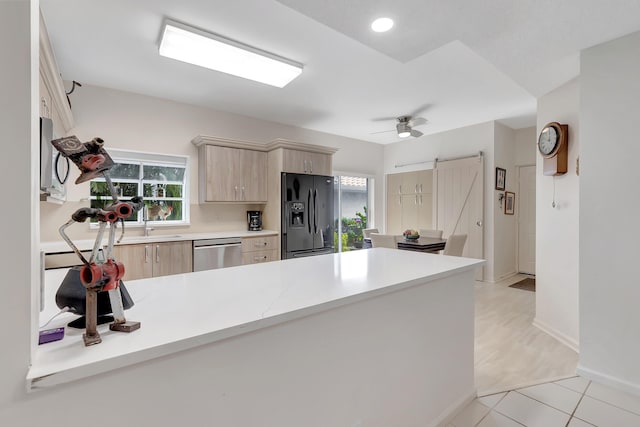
[52, 136, 143, 346]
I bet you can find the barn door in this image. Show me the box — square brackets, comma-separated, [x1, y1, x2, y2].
[434, 155, 484, 278]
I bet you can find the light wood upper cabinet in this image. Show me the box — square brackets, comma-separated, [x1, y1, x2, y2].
[114, 241, 193, 280]
[241, 149, 268, 201]
[387, 173, 403, 195]
[199, 145, 267, 203]
[282, 149, 332, 176]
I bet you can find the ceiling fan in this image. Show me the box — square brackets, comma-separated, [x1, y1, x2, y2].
[371, 115, 428, 138]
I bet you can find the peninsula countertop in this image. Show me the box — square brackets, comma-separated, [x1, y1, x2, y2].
[29, 248, 484, 390]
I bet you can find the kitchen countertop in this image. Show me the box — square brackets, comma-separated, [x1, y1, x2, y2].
[40, 229, 279, 253]
[28, 248, 483, 390]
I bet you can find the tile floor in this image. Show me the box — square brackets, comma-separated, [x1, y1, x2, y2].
[448, 376, 640, 427]
[474, 274, 579, 395]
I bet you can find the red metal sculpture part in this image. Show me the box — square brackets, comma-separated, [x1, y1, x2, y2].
[52, 136, 143, 346]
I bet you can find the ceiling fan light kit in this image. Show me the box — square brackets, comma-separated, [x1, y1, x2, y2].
[371, 17, 394, 33]
[158, 19, 303, 88]
[397, 122, 411, 138]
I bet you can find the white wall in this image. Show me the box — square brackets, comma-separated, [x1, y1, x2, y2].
[514, 127, 536, 166]
[0, 0, 38, 408]
[534, 78, 580, 351]
[40, 84, 385, 241]
[578, 31, 640, 394]
[384, 121, 497, 280]
[493, 123, 517, 281]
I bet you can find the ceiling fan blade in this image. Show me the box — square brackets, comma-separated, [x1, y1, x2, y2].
[410, 129, 424, 138]
[370, 129, 396, 135]
[409, 103, 432, 118]
[371, 116, 400, 122]
[409, 117, 428, 127]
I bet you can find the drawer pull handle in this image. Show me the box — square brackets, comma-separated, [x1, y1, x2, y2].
[254, 256, 268, 261]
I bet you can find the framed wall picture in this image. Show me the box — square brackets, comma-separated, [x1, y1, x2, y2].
[495, 167, 506, 191]
[504, 191, 515, 215]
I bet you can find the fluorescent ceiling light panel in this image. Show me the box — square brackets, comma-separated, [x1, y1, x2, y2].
[159, 20, 303, 88]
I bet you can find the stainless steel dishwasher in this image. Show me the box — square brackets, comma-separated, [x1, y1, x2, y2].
[192, 238, 243, 271]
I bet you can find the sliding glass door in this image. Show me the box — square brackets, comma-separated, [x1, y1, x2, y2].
[334, 175, 370, 252]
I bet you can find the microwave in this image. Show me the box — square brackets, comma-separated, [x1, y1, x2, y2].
[40, 117, 67, 202]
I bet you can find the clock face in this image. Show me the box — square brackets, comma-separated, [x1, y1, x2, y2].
[538, 126, 559, 156]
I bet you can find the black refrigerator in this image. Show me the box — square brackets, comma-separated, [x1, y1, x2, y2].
[281, 172, 335, 259]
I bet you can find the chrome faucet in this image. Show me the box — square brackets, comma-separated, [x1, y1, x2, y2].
[143, 205, 154, 237]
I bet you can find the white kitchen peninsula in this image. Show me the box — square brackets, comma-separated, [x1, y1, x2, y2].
[28, 249, 483, 427]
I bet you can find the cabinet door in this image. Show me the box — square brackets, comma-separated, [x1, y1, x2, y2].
[114, 244, 153, 281]
[203, 145, 242, 202]
[386, 193, 403, 235]
[240, 150, 267, 202]
[387, 173, 403, 196]
[153, 241, 193, 277]
[282, 149, 308, 174]
[416, 170, 433, 229]
[306, 152, 332, 176]
[282, 149, 332, 175]
[416, 169, 432, 194]
[401, 194, 420, 230]
[417, 193, 433, 230]
[402, 171, 420, 194]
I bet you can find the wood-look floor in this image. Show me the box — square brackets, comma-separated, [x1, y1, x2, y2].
[474, 274, 579, 396]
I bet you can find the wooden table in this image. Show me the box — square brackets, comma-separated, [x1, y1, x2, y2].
[363, 237, 446, 253]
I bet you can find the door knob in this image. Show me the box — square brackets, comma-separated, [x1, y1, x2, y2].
[476, 221, 482, 227]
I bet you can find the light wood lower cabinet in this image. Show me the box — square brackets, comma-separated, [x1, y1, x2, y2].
[241, 235, 279, 265]
[114, 241, 193, 281]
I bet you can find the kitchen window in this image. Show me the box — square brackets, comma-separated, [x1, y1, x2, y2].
[89, 149, 189, 226]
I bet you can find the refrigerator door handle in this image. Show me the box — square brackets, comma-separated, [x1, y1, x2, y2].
[307, 188, 312, 234]
[314, 189, 318, 234]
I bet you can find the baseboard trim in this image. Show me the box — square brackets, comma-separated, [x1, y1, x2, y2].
[577, 364, 640, 397]
[429, 387, 476, 427]
[532, 317, 580, 353]
[485, 271, 517, 284]
[477, 374, 578, 397]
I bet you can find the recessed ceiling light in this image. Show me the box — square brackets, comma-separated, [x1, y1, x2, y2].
[158, 19, 303, 88]
[371, 17, 394, 33]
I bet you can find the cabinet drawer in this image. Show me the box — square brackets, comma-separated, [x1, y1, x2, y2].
[241, 235, 278, 252]
[242, 249, 278, 265]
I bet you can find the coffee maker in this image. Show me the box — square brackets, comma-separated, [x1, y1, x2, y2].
[247, 210, 262, 231]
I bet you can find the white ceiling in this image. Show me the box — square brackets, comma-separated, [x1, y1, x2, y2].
[40, 0, 640, 144]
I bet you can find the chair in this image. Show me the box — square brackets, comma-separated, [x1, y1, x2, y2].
[362, 228, 379, 239]
[419, 229, 443, 239]
[370, 233, 397, 249]
[443, 234, 467, 257]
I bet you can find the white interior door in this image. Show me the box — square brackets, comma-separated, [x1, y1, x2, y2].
[518, 165, 536, 274]
[434, 156, 484, 278]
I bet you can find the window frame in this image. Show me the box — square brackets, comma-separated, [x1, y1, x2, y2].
[333, 172, 374, 252]
[88, 149, 190, 228]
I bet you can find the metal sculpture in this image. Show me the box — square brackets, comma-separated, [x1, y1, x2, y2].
[52, 136, 143, 346]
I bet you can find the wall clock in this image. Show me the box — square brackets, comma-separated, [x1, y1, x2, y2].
[538, 122, 568, 176]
